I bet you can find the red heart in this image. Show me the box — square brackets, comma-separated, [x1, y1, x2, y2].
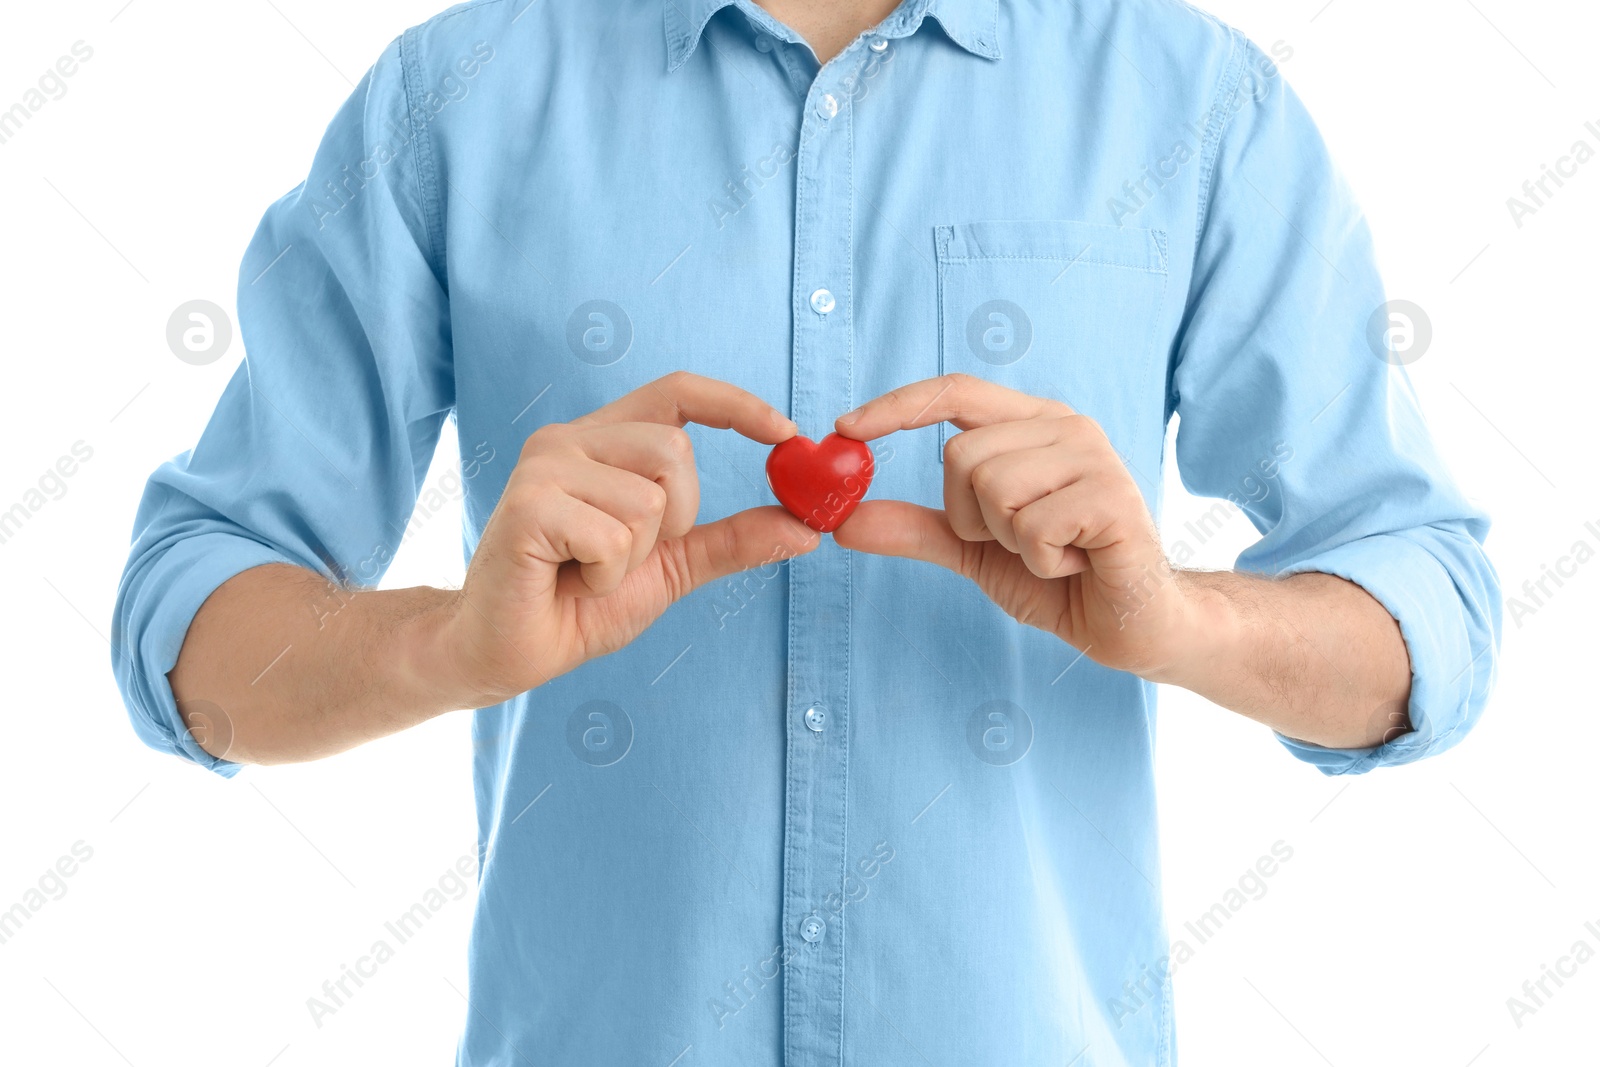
[766, 433, 875, 533]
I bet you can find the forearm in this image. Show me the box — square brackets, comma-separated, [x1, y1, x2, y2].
[168, 563, 471, 765]
[1153, 570, 1413, 749]
[162, 378, 810, 769]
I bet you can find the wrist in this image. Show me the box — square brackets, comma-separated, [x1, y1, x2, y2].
[397, 586, 508, 714]
[1140, 570, 1241, 689]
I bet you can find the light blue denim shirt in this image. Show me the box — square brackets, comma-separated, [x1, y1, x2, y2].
[113, 0, 1501, 1063]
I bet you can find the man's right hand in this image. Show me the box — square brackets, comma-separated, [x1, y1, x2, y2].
[430, 372, 819, 707]
[169, 371, 814, 765]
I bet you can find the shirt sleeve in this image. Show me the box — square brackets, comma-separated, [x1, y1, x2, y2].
[111, 33, 454, 776]
[1168, 34, 1502, 775]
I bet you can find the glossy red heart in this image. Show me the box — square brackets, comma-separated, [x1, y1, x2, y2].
[765, 433, 875, 533]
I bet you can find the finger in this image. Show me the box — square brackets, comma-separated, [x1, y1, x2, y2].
[561, 462, 669, 574]
[836, 501, 1079, 637]
[1010, 491, 1095, 580]
[576, 423, 701, 538]
[665, 506, 821, 597]
[970, 446, 1087, 554]
[831, 500, 968, 573]
[537, 495, 634, 599]
[943, 419, 1077, 542]
[835, 374, 1071, 441]
[1011, 483, 1128, 580]
[576, 371, 797, 445]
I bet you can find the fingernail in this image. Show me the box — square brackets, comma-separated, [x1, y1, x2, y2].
[837, 408, 861, 426]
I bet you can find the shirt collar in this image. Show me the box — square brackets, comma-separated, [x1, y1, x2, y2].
[664, 0, 1001, 72]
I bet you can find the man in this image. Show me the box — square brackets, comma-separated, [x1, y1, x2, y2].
[112, 0, 1500, 1063]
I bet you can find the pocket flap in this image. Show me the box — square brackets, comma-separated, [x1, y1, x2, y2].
[936, 220, 1167, 274]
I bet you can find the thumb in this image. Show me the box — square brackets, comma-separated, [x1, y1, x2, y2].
[832, 501, 969, 573]
[671, 506, 821, 595]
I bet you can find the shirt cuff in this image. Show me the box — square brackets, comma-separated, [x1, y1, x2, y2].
[1265, 530, 1493, 776]
[113, 531, 297, 777]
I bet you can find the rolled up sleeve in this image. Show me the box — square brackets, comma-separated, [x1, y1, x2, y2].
[1170, 35, 1502, 775]
[111, 32, 454, 774]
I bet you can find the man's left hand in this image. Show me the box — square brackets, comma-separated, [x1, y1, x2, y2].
[834, 374, 1200, 681]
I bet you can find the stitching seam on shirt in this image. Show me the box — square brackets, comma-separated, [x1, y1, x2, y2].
[934, 226, 951, 460]
[1141, 267, 1171, 452]
[939, 255, 1167, 274]
[837, 99, 857, 1067]
[783, 71, 812, 1067]
[400, 28, 445, 277]
[1191, 26, 1248, 260]
[1166, 25, 1248, 416]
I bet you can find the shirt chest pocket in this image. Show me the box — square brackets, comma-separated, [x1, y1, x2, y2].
[935, 219, 1170, 460]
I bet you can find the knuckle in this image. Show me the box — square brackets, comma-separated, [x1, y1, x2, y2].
[1065, 413, 1107, 443]
[505, 478, 557, 513]
[598, 523, 632, 559]
[969, 460, 1003, 498]
[639, 481, 669, 516]
[662, 426, 696, 461]
[523, 421, 583, 458]
[944, 373, 982, 421]
[943, 433, 974, 468]
[519, 423, 563, 458]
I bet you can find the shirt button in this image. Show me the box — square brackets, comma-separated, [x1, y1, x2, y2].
[804, 704, 828, 732]
[817, 93, 839, 120]
[754, 35, 773, 52]
[867, 37, 888, 53]
[810, 288, 836, 315]
[801, 915, 826, 943]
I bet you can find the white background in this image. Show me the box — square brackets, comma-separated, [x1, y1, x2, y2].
[0, 1, 1595, 1064]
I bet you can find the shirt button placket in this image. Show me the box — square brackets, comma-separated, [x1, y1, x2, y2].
[781, 62, 854, 1067]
